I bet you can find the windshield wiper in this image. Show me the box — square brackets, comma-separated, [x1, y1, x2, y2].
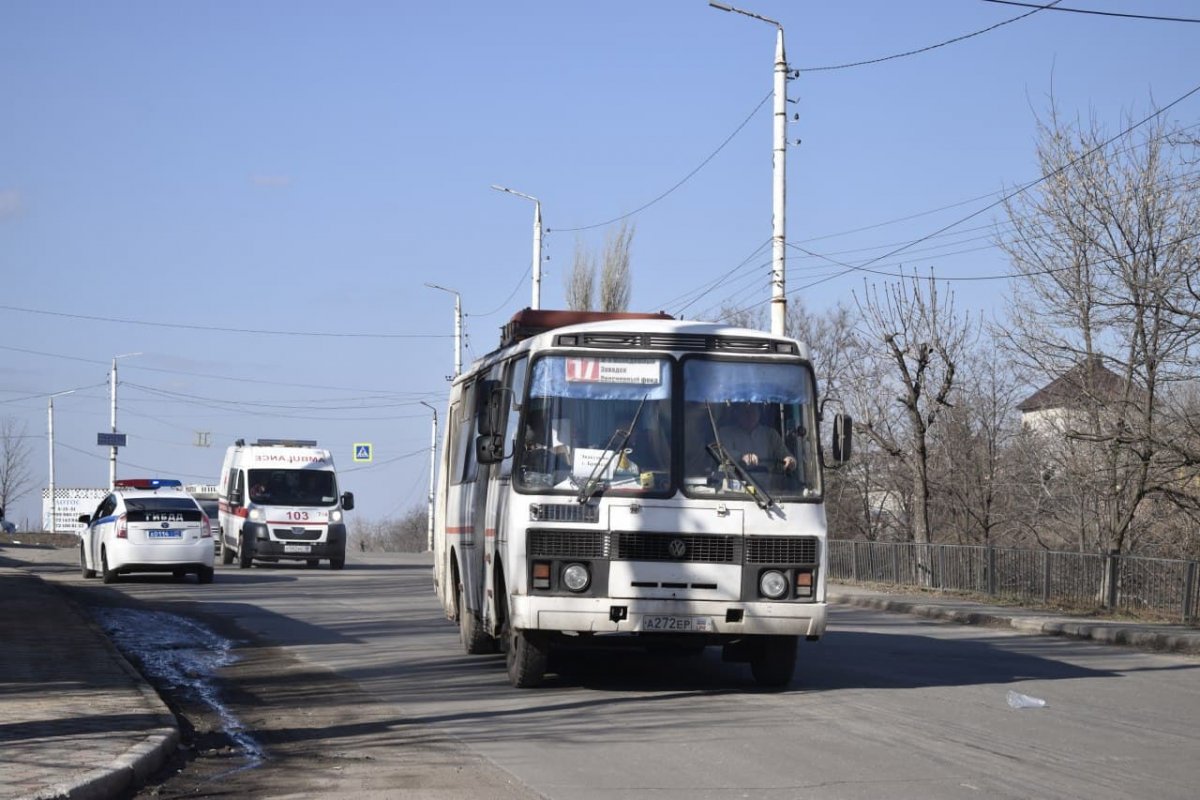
[577, 395, 649, 504]
[703, 402, 775, 510]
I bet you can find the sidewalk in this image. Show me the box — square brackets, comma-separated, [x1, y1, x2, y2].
[1, 549, 1198, 800]
[0, 559, 178, 800]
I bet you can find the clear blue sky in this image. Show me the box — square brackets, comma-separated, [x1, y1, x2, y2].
[2, 1, 1196, 527]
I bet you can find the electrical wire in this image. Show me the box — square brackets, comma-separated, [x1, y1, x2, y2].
[983, 1, 1200, 24]
[0, 304, 454, 340]
[554, 90, 772, 232]
[798, 1, 1062, 72]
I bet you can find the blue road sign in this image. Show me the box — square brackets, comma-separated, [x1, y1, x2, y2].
[353, 443, 373, 463]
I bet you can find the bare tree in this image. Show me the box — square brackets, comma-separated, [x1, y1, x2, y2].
[565, 238, 596, 311]
[1, 417, 35, 520]
[349, 506, 427, 552]
[997, 103, 1200, 555]
[928, 341, 1025, 546]
[599, 222, 634, 312]
[852, 273, 972, 549]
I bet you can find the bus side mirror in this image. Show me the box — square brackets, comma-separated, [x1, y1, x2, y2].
[476, 381, 504, 436]
[831, 413, 853, 463]
[341, 492, 355, 511]
[476, 433, 503, 464]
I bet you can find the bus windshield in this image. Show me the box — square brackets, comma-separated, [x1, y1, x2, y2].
[515, 353, 820, 501]
[517, 355, 673, 495]
[681, 358, 820, 502]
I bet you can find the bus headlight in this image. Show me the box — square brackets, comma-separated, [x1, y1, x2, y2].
[758, 569, 788, 599]
[562, 563, 591, 593]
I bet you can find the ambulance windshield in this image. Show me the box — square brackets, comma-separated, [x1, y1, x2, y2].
[247, 469, 338, 506]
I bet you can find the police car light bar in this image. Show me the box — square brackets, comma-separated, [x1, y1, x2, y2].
[114, 478, 184, 489]
[255, 438, 318, 447]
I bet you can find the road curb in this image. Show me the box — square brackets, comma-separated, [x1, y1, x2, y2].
[828, 591, 1200, 656]
[24, 574, 181, 800]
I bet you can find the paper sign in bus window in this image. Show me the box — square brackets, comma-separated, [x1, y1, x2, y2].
[565, 358, 661, 385]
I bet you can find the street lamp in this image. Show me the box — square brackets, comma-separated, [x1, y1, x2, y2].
[109, 352, 141, 489]
[491, 185, 543, 310]
[47, 389, 75, 534]
[418, 400, 438, 552]
[424, 283, 462, 378]
[710, 1, 789, 337]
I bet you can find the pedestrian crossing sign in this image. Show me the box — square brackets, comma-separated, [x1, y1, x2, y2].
[353, 443, 373, 463]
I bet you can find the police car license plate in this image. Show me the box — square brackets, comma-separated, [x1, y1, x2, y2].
[641, 616, 709, 632]
[284, 544, 312, 554]
[148, 529, 182, 539]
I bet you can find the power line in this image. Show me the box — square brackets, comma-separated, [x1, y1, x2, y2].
[798, 0, 1062, 72]
[983, 1, 1200, 24]
[0, 304, 453, 340]
[554, 90, 772, 233]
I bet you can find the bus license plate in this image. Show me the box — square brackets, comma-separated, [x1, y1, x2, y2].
[641, 616, 709, 632]
[284, 544, 312, 554]
[148, 529, 182, 539]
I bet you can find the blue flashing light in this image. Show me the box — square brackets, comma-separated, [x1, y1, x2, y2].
[114, 478, 184, 490]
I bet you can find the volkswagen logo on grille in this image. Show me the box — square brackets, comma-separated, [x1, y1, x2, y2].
[668, 538, 688, 559]
[161, 522, 170, 529]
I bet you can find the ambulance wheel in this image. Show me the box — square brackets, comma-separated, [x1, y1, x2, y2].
[749, 635, 798, 689]
[80, 543, 96, 579]
[329, 555, 345, 570]
[221, 537, 234, 565]
[238, 535, 252, 569]
[306, 558, 320, 567]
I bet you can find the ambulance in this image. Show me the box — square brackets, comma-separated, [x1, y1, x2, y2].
[217, 439, 354, 569]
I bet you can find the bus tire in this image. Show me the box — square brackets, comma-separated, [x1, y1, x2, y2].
[503, 591, 547, 688]
[458, 578, 494, 655]
[749, 635, 798, 689]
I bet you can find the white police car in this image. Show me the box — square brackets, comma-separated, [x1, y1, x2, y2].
[78, 478, 215, 584]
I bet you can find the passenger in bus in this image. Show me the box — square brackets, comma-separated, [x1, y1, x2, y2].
[718, 403, 797, 473]
[523, 408, 571, 476]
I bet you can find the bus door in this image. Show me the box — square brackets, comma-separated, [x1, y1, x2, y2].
[481, 355, 527, 632]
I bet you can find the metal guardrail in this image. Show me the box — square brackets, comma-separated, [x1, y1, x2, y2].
[828, 540, 1200, 624]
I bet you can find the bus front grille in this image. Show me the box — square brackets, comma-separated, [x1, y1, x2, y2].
[745, 535, 818, 564]
[529, 530, 610, 558]
[613, 532, 738, 563]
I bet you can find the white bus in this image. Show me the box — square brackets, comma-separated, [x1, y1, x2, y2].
[432, 309, 851, 688]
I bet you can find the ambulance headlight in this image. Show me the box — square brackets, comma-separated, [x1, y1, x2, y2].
[758, 569, 788, 599]
[562, 563, 591, 593]
[249, 507, 265, 522]
[329, 509, 343, 523]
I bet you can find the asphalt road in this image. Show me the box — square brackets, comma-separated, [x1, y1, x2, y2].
[34, 551, 1200, 799]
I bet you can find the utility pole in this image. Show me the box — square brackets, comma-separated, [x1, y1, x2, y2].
[47, 390, 75, 534]
[491, 185, 543, 310]
[419, 401, 438, 552]
[710, 2, 788, 336]
[425, 283, 462, 378]
[109, 352, 140, 489]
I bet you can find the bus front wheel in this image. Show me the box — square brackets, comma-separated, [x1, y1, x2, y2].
[749, 635, 798, 689]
